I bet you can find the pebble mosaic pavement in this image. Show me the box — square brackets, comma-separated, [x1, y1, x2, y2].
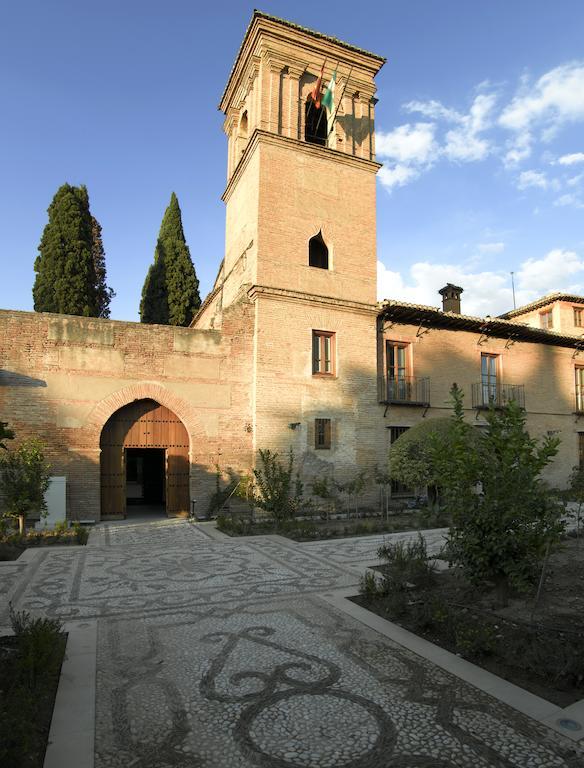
[2, 517, 583, 768]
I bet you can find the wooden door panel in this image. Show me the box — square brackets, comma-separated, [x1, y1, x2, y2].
[166, 447, 190, 515]
[100, 445, 125, 517]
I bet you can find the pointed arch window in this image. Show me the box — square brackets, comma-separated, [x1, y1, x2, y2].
[309, 231, 329, 269]
[305, 97, 327, 146]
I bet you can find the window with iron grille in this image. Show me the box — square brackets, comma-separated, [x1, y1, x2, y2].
[575, 307, 583, 327]
[315, 418, 332, 449]
[312, 330, 335, 375]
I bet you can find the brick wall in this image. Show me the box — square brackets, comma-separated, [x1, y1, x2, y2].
[0, 300, 254, 520]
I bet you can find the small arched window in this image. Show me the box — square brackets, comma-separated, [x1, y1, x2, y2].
[309, 231, 329, 269]
[305, 97, 327, 146]
[239, 110, 248, 139]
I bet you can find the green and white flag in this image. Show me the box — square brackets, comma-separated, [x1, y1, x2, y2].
[321, 69, 337, 142]
[321, 69, 336, 112]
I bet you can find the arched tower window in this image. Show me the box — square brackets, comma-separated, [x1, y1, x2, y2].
[309, 231, 329, 269]
[237, 110, 249, 160]
[305, 97, 327, 146]
[239, 110, 248, 139]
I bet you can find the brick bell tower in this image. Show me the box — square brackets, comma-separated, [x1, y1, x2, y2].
[199, 11, 386, 478]
[215, 10, 385, 312]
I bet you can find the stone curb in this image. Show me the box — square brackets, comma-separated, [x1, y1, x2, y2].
[320, 586, 584, 745]
[44, 620, 97, 768]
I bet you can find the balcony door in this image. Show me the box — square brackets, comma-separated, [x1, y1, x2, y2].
[387, 342, 409, 401]
[481, 353, 498, 405]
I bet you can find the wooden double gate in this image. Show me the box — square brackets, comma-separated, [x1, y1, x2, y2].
[100, 399, 190, 517]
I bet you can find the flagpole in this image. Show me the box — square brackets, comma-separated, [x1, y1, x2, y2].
[327, 65, 353, 140]
[315, 61, 338, 137]
[306, 58, 327, 122]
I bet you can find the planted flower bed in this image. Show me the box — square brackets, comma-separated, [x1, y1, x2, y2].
[216, 509, 448, 541]
[354, 534, 584, 707]
[0, 608, 66, 768]
[0, 522, 89, 561]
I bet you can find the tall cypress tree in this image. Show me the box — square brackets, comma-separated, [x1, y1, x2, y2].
[33, 184, 113, 317]
[91, 216, 115, 318]
[140, 193, 201, 326]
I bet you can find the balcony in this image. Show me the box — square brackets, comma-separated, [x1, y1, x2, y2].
[381, 376, 431, 406]
[471, 382, 525, 410]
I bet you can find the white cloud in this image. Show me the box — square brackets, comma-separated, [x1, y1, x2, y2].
[377, 260, 511, 316]
[377, 248, 584, 316]
[517, 170, 549, 190]
[443, 93, 497, 162]
[558, 152, 584, 165]
[377, 62, 584, 195]
[499, 62, 584, 134]
[404, 99, 463, 123]
[503, 131, 532, 167]
[501, 66, 584, 167]
[477, 242, 505, 254]
[376, 122, 437, 164]
[376, 123, 437, 191]
[567, 173, 584, 187]
[517, 248, 584, 292]
[377, 163, 419, 190]
[554, 193, 584, 209]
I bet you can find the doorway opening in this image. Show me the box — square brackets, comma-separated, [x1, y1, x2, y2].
[100, 398, 190, 520]
[125, 448, 165, 515]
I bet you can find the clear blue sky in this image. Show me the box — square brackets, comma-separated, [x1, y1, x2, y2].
[1, 0, 583, 320]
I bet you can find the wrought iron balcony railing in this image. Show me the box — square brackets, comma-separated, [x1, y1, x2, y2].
[471, 382, 525, 409]
[381, 376, 431, 406]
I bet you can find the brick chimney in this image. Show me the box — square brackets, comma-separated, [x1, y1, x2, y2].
[439, 284, 463, 314]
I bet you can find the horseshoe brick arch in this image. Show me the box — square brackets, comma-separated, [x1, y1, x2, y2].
[86, 382, 208, 446]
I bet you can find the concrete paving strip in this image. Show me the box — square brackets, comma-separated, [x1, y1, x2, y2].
[321, 585, 584, 744]
[44, 619, 97, 768]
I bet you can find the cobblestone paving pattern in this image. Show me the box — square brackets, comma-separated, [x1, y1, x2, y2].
[2, 518, 583, 767]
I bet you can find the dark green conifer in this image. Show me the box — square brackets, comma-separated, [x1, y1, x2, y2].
[33, 184, 113, 317]
[140, 193, 200, 326]
[91, 216, 115, 318]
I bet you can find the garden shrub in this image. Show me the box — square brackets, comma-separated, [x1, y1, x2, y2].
[377, 533, 435, 591]
[435, 385, 564, 605]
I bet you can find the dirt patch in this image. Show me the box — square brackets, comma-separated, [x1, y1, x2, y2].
[354, 536, 584, 708]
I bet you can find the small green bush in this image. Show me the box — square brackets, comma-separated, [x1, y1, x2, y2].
[359, 570, 381, 599]
[377, 533, 435, 591]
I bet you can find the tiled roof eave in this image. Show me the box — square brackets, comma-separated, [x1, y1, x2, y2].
[499, 293, 584, 319]
[378, 300, 584, 349]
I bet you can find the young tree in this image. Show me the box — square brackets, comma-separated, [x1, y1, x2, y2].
[33, 184, 113, 317]
[140, 193, 201, 326]
[91, 216, 115, 318]
[0, 439, 51, 534]
[388, 412, 478, 507]
[436, 385, 563, 605]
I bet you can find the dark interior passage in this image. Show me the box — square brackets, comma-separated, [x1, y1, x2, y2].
[126, 448, 165, 512]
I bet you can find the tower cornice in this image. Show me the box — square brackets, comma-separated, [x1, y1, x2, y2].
[222, 128, 382, 203]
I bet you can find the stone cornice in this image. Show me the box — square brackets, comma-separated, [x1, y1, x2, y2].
[220, 11, 385, 113]
[222, 128, 381, 202]
[247, 285, 378, 316]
